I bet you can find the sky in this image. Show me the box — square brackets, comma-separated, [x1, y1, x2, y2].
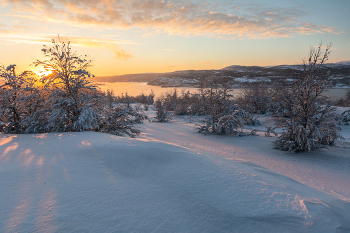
[0, 0, 349, 76]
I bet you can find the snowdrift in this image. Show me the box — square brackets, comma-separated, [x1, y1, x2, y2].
[1, 132, 350, 232]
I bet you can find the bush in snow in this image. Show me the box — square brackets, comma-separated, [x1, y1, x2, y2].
[204, 88, 233, 123]
[105, 89, 116, 108]
[153, 98, 171, 122]
[197, 109, 249, 135]
[337, 110, 350, 125]
[195, 88, 253, 135]
[187, 92, 207, 116]
[272, 44, 342, 152]
[174, 90, 192, 115]
[265, 124, 277, 137]
[244, 114, 261, 126]
[129, 104, 147, 123]
[98, 104, 140, 138]
[143, 104, 149, 111]
[163, 89, 178, 112]
[237, 82, 274, 114]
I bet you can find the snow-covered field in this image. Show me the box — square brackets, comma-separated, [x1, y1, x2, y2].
[1, 109, 350, 232]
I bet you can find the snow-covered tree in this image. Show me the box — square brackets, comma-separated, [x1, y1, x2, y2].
[128, 104, 147, 123]
[196, 88, 253, 135]
[273, 44, 342, 152]
[203, 88, 232, 125]
[33, 37, 102, 132]
[164, 89, 178, 111]
[187, 92, 206, 116]
[0, 65, 44, 133]
[153, 98, 171, 122]
[174, 90, 191, 115]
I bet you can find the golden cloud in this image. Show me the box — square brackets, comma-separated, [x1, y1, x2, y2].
[1, 0, 342, 39]
[113, 49, 134, 60]
[0, 33, 137, 60]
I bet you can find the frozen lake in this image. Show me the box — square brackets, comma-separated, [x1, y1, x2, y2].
[95, 82, 244, 98]
[95, 82, 348, 100]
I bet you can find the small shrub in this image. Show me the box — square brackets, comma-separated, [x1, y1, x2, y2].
[153, 98, 171, 122]
[98, 105, 140, 138]
[337, 110, 350, 125]
[197, 109, 249, 135]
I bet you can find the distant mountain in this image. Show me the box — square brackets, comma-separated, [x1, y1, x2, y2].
[93, 61, 350, 88]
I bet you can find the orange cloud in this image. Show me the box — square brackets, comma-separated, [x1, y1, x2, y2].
[113, 49, 134, 60]
[68, 37, 137, 60]
[2, 0, 342, 39]
[0, 33, 137, 60]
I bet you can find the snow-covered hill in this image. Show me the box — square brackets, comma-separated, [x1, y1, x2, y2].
[147, 62, 350, 87]
[1, 111, 350, 232]
[94, 62, 350, 88]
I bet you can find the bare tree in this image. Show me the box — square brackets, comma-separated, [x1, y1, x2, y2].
[273, 43, 342, 152]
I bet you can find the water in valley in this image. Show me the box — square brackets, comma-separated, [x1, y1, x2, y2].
[95, 82, 348, 100]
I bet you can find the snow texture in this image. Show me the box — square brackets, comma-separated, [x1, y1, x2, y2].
[1, 111, 350, 232]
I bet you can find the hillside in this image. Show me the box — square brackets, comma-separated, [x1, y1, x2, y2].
[93, 62, 350, 88]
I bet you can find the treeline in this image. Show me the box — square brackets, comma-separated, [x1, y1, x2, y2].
[105, 89, 154, 110]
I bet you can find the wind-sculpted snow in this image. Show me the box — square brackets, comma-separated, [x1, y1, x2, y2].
[1, 132, 349, 232]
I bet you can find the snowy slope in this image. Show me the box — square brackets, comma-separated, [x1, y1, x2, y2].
[141, 111, 350, 200]
[1, 117, 350, 232]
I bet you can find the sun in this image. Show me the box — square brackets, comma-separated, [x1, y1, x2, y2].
[36, 68, 54, 77]
[32, 67, 55, 79]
